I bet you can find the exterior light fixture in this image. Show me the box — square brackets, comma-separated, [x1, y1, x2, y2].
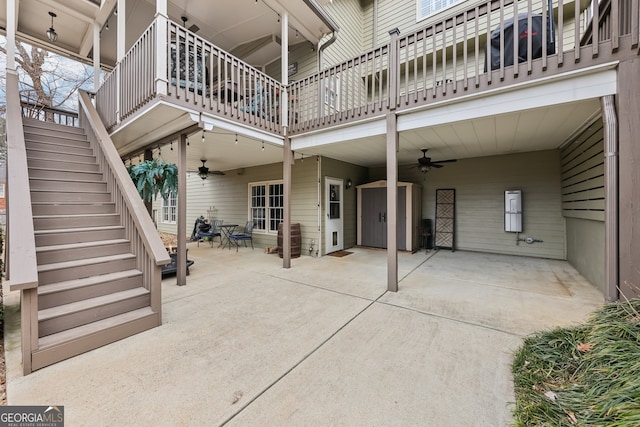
[346, 179, 353, 189]
[46, 12, 58, 42]
[198, 159, 210, 180]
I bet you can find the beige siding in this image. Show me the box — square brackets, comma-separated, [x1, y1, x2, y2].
[560, 119, 604, 221]
[321, 157, 370, 254]
[321, 0, 367, 66]
[566, 217, 604, 293]
[371, 150, 565, 259]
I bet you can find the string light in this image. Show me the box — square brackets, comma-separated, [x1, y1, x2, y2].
[261, 141, 265, 151]
[235, 134, 238, 144]
[170, 141, 173, 151]
[202, 130, 205, 142]
[187, 137, 190, 146]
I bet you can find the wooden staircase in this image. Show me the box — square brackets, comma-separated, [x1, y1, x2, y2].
[24, 118, 161, 371]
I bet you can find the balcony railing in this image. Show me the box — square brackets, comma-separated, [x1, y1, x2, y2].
[21, 101, 79, 127]
[96, 18, 283, 135]
[96, 0, 637, 139]
[289, 0, 637, 133]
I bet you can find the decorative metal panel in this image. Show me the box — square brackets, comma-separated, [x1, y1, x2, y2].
[435, 189, 455, 251]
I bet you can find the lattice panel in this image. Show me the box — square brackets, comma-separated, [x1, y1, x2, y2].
[435, 189, 455, 251]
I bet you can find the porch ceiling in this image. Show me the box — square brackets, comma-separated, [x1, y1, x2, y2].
[3, 0, 334, 69]
[295, 99, 602, 168]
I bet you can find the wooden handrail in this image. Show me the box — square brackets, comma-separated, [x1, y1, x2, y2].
[6, 71, 39, 292]
[78, 91, 170, 266]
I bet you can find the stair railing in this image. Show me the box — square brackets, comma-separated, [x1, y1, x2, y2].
[78, 91, 170, 321]
[5, 71, 39, 374]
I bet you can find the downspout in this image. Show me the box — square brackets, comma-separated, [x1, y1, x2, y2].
[601, 95, 618, 301]
[318, 29, 338, 71]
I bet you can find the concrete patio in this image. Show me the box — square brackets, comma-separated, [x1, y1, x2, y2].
[4, 244, 604, 425]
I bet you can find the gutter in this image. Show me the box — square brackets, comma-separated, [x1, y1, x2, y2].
[303, 0, 340, 71]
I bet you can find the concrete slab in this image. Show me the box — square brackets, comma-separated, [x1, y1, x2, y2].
[4, 245, 605, 425]
[227, 302, 520, 426]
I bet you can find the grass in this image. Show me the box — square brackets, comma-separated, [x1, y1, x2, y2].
[512, 298, 640, 426]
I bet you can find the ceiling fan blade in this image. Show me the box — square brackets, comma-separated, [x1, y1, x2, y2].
[431, 164, 444, 168]
[210, 170, 225, 175]
[431, 159, 457, 164]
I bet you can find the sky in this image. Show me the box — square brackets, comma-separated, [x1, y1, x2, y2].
[0, 35, 102, 112]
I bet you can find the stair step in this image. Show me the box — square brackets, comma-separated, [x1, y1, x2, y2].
[32, 307, 159, 371]
[28, 157, 100, 173]
[23, 118, 84, 135]
[33, 213, 120, 230]
[32, 202, 116, 216]
[27, 147, 96, 163]
[38, 287, 150, 337]
[38, 253, 137, 285]
[30, 190, 111, 203]
[25, 139, 92, 155]
[30, 177, 107, 193]
[36, 239, 131, 264]
[35, 225, 126, 246]
[38, 269, 143, 309]
[28, 167, 104, 182]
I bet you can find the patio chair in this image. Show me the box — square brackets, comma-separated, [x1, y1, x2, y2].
[197, 219, 223, 247]
[229, 221, 254, 251]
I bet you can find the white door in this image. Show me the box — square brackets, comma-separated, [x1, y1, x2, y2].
[325, 177, 344, 253]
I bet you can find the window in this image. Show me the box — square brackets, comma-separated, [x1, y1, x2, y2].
[0, 184, 4, 198]
[162, 192, 177, 224]
[324, 75, 339, 109]
[417, 0, 461, 20]
[249, 181, 284, 233]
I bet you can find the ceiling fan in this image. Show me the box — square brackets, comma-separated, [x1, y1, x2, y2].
[188, 159, 225, 180]
[417, 148, 457, 173]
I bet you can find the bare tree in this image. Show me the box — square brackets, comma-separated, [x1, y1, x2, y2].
[0, 39, 94, 120]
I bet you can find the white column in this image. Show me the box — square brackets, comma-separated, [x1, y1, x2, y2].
[155, 0, 168, 95]
[117, 0, 126, 61]
[6, 0, 16, 70]
[93, 22, 101, 93]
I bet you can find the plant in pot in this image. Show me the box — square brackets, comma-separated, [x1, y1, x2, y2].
[127, 158, 178, 203]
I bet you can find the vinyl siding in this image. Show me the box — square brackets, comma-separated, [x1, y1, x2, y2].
[370, 149, 565, 259]
[319, 0, 367, 67]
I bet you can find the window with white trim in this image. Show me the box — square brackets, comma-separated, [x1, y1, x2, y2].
[324, 75, 340, 109]
[249, 181, 284, 233]
[0, 183, 4, 198]
[417, 0, 462, 20]
[162, 192, 177, 224]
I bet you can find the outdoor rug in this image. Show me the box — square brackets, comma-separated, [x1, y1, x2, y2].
[327, 250, 353, 257]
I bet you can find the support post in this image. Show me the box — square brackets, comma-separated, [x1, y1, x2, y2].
[93, 22, 101, 93]
[283, 136, 292, 268]
[177, 134, 187, 286]
[386, 112, 399, 292]
[155, 0, 168, 96]
[616, 59, 640, 299]
[601, 95, 619, 301]
[6, 0, 16, 71]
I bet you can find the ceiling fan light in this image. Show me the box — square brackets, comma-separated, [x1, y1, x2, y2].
[198, 160, 209, 180]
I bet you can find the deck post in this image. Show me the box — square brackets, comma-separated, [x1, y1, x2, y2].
[154, 0, 168, 96]
[386, 112, 399, 292]
[386, 28, 400, 293]
[616, 59, 640, 299]
[177, 133, 187, 286]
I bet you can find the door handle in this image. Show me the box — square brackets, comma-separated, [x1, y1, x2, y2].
[382, 212, 386, 222]
[378, 212, 382, 222]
